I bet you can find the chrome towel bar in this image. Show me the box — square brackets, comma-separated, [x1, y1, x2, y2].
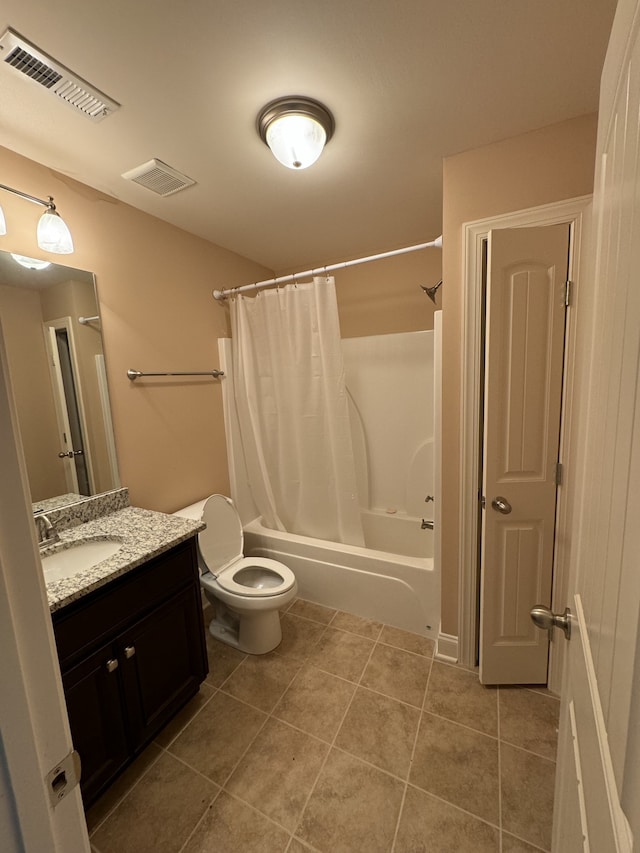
[127, 369, 224, 381]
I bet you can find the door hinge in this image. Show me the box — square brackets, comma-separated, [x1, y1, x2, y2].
[565, 280, 573, 307]
[556, 463, 563, 486]
[46, 749, 81, 807]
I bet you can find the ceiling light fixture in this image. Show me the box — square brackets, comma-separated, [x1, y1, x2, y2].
[257, 96, 335, 170]
[0, 183, 74, 254]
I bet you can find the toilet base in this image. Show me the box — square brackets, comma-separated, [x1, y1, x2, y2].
[207, 606, 284, 655]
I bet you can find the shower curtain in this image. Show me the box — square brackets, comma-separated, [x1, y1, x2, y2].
[231, 277, 364, 546]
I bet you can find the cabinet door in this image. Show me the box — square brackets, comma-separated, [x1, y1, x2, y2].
[119, 586, 207, 748]
[62, 641, 129, 806]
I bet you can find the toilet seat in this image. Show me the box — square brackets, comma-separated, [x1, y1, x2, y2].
[198, 495, 295, 598]
[212, 557, 296, 597]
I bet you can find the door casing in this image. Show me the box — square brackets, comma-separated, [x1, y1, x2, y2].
[458, 195, 591, 692]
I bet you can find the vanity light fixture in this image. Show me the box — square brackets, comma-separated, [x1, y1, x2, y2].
[0, 183, 74, 254]
[10, 253, 51, 270]
[257, 96, 335, 170]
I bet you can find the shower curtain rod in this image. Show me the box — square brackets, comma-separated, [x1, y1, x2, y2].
[212, 235, 443, 301]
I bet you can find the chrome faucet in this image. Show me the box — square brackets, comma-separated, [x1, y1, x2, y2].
[34, 513, 60, 547]
[421, 519, 434, 530]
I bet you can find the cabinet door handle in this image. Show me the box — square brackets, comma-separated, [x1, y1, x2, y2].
[124, 645, 136, 659]
[105, 658, 119, 673]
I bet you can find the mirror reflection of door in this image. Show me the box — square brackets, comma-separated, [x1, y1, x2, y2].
[0, 251, 120, 504]
[44, 319, 92, 496]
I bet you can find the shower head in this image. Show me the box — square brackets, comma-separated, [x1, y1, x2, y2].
[421, 279, 442, 304]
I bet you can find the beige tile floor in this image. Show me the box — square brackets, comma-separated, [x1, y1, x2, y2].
[87, 599, 559, 853]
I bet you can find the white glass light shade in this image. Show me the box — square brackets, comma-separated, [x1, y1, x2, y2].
[0, 204, 6, 236]
[266, 114, 327, 170]
[37, 209, 74, 254]
[11, 253, 51, 270]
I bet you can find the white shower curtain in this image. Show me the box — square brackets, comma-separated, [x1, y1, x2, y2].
[231, 276, 364, 546]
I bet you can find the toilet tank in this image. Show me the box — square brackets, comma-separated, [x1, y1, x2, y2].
[173, 499, 208, 521]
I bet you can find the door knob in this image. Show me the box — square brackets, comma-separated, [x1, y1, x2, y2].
[530, 604, 572, 640]
[491, 496, 512, 514]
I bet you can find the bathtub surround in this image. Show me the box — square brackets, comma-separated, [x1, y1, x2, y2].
[341, 330, 434, 519]
[230, 277, 363, 546]
[244, 519, 437, 638]
[222, 326, 438, 637]
[225, 329, 435, 542]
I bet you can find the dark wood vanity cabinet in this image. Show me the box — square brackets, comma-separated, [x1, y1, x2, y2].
[52, 538, 208, 807]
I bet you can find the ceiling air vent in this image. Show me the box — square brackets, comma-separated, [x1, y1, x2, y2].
[0, 27, 119, 121]
[121, 159, 196, 197]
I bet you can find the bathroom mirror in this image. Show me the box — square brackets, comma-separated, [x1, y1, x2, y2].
[0, 249, 120, 508]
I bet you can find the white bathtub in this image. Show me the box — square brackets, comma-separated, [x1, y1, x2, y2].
[243, 510, 437, 639]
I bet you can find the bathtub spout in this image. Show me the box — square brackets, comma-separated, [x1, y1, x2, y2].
[421, 519, 434, 530]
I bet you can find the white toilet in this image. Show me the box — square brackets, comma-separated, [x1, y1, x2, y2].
[174, 495, 297, 654]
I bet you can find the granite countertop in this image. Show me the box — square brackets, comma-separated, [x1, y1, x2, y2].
[44, 506, 205, 613]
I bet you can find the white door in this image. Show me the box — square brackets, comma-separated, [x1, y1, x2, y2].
[479, 224, 569, 684]
[0, 319, 90, 851]
[551, 0, 640, 847]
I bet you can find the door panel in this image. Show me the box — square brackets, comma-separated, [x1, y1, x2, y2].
[480, 223, 569, 684]
[555, 597, 631, 852]
[120, 587, 207, 747]
[62, 641, 129, 806]
[552, 0, 640, 847]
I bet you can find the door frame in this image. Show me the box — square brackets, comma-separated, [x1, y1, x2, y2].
[458, 194, 591, 691]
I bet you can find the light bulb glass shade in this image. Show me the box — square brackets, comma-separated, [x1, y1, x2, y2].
[266, 114, 327, 170]
[258, 97, 334, 170]
[0, 204, 6, 236]
[37, 209, 74, 254]
[11, 253, 51, 270]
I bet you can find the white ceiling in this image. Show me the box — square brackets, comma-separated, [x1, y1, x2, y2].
[0, 0, 617, 273]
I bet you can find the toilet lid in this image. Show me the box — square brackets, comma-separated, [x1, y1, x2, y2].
[198, 494, 244, 575]
[215, 556, 297, 597]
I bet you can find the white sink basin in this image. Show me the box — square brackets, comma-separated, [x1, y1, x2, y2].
[41, 539, 122, 582]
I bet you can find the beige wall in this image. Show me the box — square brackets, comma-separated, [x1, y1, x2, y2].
[0, 144, 272, 512]
[440, 113, 598, 635]
[333, 248, 442, 338]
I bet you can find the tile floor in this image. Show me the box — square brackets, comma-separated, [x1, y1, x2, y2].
[87, 599, 560, 853]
